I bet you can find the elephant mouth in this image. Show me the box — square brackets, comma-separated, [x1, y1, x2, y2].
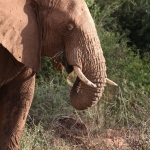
[58, 54, 97, 87]
[62, 59, 73, 74]
[60, 54, 118, 87]
[52, 50, 73, 73]
[64, 64, 118, 88]
[61, 54, 98, 87]
[65, 64, 118, 88]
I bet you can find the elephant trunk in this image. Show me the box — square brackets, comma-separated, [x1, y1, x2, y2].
[69, 46, 107, 110]
[70, 57, 106, 110]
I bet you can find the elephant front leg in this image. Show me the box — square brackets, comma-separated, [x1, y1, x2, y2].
[0, 68, 35, 150]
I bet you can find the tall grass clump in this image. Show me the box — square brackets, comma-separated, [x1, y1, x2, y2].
[98, 28, 150, 127]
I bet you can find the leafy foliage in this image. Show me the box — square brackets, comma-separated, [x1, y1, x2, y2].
[88, 0, 150, 55]
[113, 0, 150, 55]
[98, 28, 150, 126]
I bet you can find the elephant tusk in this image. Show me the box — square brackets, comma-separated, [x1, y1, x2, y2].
[73, 66, 97, 88]
[106, 78, 118, 86]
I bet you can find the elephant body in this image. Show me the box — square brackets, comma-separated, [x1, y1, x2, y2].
[0, 0, 107, 149]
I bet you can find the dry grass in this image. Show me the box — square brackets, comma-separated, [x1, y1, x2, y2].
[20, 74, 150, 150]
[21, 114, 150, 150]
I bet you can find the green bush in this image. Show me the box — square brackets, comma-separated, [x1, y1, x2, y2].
[97, 27, 150, 126]
[88, 0, 150, 54]
[114, 0, 150, 55]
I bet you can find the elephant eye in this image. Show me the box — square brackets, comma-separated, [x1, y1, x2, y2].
[67, 24, 74, 31]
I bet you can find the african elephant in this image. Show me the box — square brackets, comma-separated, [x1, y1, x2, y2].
[0, 0, 117, 149]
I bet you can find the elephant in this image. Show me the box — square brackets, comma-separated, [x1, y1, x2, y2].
[0, 0, 117, 149]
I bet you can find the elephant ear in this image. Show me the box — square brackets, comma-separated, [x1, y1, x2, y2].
[0, 0, 40, 72]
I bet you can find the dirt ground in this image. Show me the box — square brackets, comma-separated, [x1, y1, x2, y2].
[55, 116, 150, 150]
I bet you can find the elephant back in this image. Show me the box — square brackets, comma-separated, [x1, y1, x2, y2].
[0, 0, 41, 72]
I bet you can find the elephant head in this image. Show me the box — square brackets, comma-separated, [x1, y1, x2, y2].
[0, 0, 117, 110]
